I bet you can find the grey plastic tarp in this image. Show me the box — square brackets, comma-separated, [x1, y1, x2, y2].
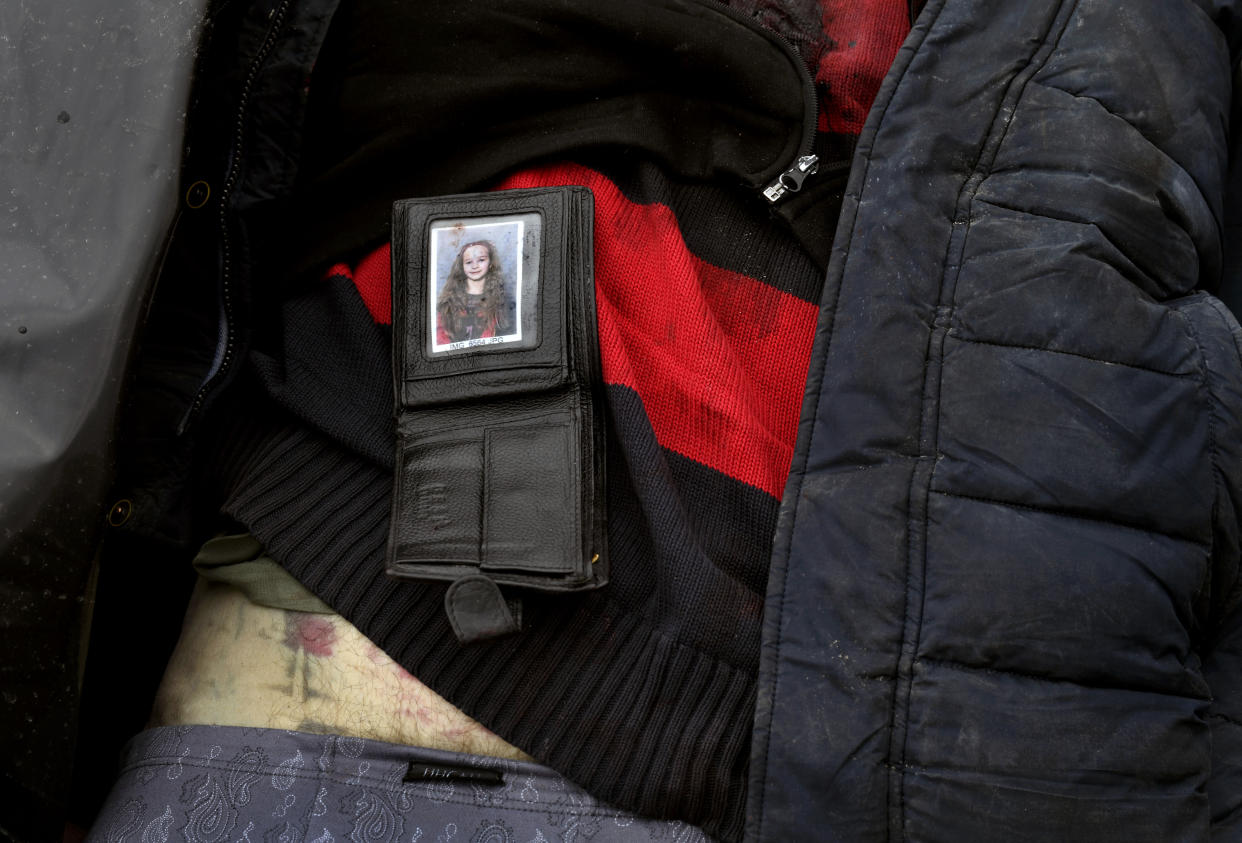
[0, 0, 205, 839]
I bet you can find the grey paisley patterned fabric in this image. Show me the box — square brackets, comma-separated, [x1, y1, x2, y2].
[88, 726, 711, 843]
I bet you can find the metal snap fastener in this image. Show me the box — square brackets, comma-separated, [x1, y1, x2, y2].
[107, 499, 133, 527]
[185, 180, 211, 209]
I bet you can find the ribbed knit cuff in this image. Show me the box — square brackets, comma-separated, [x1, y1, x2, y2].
[214, 415, 754, 842]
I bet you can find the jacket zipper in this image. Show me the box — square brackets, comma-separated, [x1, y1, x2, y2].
[179, 0, 295, 434]
[763, 154, 820, 202]
[699, 1, 821, 204]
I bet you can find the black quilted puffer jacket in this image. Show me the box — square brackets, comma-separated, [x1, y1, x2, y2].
[750, 0, 1242, 838]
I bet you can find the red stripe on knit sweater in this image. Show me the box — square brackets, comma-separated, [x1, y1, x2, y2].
[506, 164, 819, 498]
[341, 163, 818, 498]
[338, 246, 393, 324]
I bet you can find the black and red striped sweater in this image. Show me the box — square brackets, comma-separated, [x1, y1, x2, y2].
[209, 2, 911, 839]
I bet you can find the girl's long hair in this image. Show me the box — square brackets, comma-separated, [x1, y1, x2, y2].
[436, 240, 512, 340]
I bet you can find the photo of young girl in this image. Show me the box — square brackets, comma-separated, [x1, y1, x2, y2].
[429, 219, 524, 353]
[436, 240, 510, 343]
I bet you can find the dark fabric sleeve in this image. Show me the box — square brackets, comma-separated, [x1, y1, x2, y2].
[1190, 0, 1242, 58]
[1206, 596, 1242, 837]
[1203, 10, 1242, 832]
[1185, 292, 1242, 836]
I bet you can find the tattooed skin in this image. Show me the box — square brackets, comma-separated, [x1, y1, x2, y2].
[150, 579, 529, 760]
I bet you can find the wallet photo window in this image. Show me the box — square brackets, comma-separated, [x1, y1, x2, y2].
[426, 213, 540, 356]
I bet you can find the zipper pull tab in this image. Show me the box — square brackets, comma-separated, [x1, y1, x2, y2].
[763, 154, 819, 203]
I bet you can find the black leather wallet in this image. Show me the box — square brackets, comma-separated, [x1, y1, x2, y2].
[387, 186, 607, 604]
